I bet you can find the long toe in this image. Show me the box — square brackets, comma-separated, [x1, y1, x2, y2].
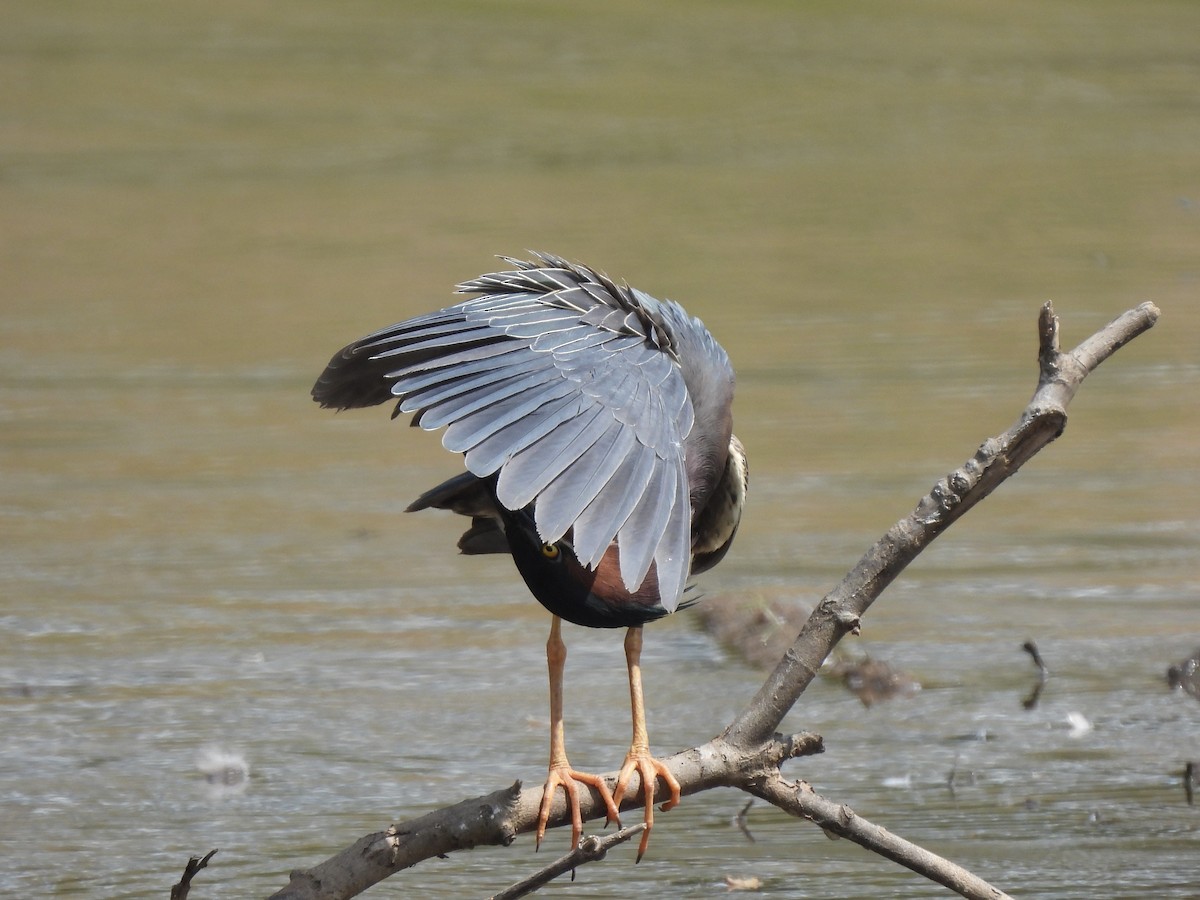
[536, 765, 621, 851]
[613, 751, 682, 861]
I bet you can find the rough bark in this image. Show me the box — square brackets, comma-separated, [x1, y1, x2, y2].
[268, 301, 1159, 900]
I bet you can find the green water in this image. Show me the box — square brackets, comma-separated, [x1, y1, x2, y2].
[2, 1, 1197, 897]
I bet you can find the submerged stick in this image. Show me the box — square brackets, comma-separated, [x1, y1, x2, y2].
[171, 849, 218, 900]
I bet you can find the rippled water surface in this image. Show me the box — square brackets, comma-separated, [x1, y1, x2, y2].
[3, 2, 1198, 897]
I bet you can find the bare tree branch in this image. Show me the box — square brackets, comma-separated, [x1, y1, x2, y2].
[720, 300, 1159, 750]
[270, 734, 825, 900]
[269, 301, 1159, 900]
[748, 776, 1012, 900]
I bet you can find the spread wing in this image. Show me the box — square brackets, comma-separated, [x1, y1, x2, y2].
[312, 252, 696, 610]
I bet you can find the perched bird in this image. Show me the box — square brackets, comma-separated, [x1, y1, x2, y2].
[312, 252, 747, 859]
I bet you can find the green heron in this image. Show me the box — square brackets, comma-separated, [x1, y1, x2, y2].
[312, 252, 747, 859]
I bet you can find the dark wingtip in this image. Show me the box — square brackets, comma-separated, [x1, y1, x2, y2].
[310, 343, 398, 411]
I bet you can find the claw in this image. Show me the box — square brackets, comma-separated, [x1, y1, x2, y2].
[613, 750, 682, 861]
[536, 765, 621, 851]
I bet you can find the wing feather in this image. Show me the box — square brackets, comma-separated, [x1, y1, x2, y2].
[311, 253, 734, 610]
[533, 419, 635, 544]
[570, 441, 657, 569]
[454, 392, 583, 471]
[615, 457, 678, 592]
[653, 465, 691, 611]
[495, 404, 609, 516]
[405, 366, 561, 429]
[389, 345, 539, 397]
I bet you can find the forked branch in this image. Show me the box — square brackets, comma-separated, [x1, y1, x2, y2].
[722, 300, 1159, 749]
[268, 301, 1159, 900]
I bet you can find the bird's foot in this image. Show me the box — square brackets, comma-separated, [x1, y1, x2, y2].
[613, 748, 682, 861]
[535, 764, 621, 852]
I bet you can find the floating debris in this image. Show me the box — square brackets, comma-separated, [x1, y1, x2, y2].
[196, 746, 249, 795]
[695, 591, 811, 669]
[826, 655, 920, 707]
[696, 592, 919, 705]
[724, 874, 764, 891]
[1066, 711, 1093, 739]
[1166, 649, 1200, 700]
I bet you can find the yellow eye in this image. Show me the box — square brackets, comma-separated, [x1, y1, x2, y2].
[540, 542, 560, 559]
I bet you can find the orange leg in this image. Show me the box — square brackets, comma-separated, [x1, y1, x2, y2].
[535, 616, 621, 851]
[612, 625, 682, 861]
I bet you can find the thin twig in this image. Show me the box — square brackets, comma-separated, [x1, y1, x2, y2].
[490, 825, 647, 900]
